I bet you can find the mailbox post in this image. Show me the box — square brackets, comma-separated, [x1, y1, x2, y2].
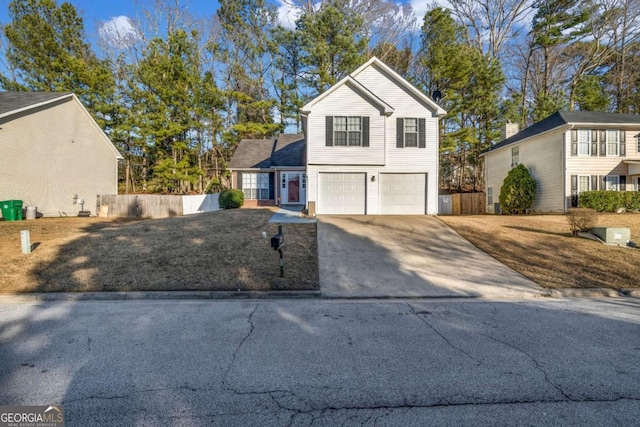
[270, 225, 284, 277]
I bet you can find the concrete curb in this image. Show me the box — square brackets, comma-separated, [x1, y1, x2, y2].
[548, 288, 630, 298]
[0, 290, 322, 302]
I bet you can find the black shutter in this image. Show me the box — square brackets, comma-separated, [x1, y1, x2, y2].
[620, 175, 626, 191]
[237, 172, 242, 190]
[571, 130, 578, 156]
[620, 130, 626, 156]
[571, 175, 578, 207]
[600, 130, 606, 157]
[591, 175, 598, 191]
[269, 173, 275, 200]
[396, 118, 404, 148]
[362, 117, 369, 147]
[326, 116, 333, 146]
[418, 118, 426, 148]
[591, 130, 598, 156]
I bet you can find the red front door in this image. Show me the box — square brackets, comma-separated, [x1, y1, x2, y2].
[288, 175, 300, 203]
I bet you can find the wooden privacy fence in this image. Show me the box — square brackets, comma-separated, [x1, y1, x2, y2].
[97, 194, 220, 218]
[438, 193, 486, 215]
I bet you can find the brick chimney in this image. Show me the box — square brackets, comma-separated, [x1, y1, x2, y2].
[501, 122, 520, 142]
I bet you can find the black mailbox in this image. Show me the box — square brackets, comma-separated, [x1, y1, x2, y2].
[270, 233, 284, 250]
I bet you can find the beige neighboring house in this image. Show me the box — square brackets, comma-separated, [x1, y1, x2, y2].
[481, 111, 640, 213]
[0, 92, 122, 217]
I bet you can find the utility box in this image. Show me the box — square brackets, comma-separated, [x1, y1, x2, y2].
[591, 227, 631, 246]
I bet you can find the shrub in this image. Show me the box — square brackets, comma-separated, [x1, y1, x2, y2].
[579, 191, 640, 212]
[219, 189, 244, 209]
[499, 164, 537, 214]
[567, 208, 597, 236]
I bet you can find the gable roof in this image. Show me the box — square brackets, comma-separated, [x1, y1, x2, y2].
[351, 57, 447, 118]
[483, 111, 640, 155]
[228, 134, 306, 170]
[0, 92, 73, 118]
[301, 75, 394, 115]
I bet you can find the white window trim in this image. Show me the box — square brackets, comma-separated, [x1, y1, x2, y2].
[334, 116, 362, 147]
[606, 130, 619, 157]
[577, 129, 591, 156]
[242, 172, 270, 200]
[487, 187, 493, 206]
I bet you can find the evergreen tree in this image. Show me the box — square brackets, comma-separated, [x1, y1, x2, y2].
[297, 0, 368, 95]
[1, 0, 114, 125]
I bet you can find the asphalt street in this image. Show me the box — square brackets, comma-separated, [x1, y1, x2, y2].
[1, 297, 639, 426]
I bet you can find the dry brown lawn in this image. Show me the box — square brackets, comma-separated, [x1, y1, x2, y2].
[440, 213, 640, 290]
[0, 208, 318, 293]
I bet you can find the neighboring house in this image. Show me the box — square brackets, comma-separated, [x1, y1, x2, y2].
[228, 134, 306, 207]
[0, 92, 122, 217]
[302, 57, 446, 215]
[482, 111, 640, 213]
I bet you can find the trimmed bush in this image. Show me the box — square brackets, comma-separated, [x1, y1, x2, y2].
[499, 164, 537, 214]
[579, 191, 640, 212]
[219, 189, 244, 209]
[567, 208, 597, 236]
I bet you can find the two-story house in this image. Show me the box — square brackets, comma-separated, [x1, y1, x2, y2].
[301, 57, 446, 215]
[482, 111, 640, 213]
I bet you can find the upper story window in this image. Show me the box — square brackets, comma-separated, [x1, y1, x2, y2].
[396, 118, 426, 148]
[606, 130, 619, 156]
[578, 129, 591, 156]
[334, 116, 362, 146]
[637, 134, 640, 154]
[511, 146, 519, 167]
[404, 118, 418, 147]
[326, 116, 369, 147]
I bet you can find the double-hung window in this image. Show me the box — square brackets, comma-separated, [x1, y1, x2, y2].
[606, 130, 619, 156]
[578, 130, 591, 156]
[334, 116, 362, 146]
[404, 118, 418, 147]
[242, 173, 269, 200]
[511, 146, 519, 167]
[605, 175, 620, 191]
[578, 175, 591, 193]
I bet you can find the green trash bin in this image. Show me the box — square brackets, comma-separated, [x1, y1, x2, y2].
[0, 200, 23, 221]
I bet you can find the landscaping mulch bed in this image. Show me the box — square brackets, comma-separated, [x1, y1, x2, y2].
[0, 209, 318, 293]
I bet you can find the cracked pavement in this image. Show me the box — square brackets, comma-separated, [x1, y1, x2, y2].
[1, 298, 639, 426]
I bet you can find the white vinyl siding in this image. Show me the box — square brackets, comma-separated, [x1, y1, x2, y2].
[242, 173, 269, 200]
[307, 82, 384, 165]
[305, 61, 441, 215]
[379, 173, 426, 214]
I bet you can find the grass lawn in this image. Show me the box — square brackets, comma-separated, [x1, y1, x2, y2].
[0, 208, 318, 293]
[440, 213, 640, 290]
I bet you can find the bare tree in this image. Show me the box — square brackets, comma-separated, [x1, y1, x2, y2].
[448, 0, 532, 58]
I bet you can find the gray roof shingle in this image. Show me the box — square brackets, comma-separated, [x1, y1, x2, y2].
[0, 92, 72, 116]
[485, 111, 640, 154]
[228, 134, 306, 169]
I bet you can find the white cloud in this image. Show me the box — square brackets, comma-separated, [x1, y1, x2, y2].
[410, 0, 452, 28]
[99, 16, 142, 47]
[277, 0, 301, 29]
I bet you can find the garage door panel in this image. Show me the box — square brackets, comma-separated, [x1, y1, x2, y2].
[318, 173, 366, 214]
[380, 173, 426, 215]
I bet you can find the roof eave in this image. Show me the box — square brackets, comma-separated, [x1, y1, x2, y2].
[0, 93, 73, 120]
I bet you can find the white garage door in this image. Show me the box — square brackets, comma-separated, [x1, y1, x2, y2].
[318, 173, 366, 214]
[380, 173, 426, 215]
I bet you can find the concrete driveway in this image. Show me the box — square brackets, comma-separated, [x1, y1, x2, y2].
[318, 216, 549, 298]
